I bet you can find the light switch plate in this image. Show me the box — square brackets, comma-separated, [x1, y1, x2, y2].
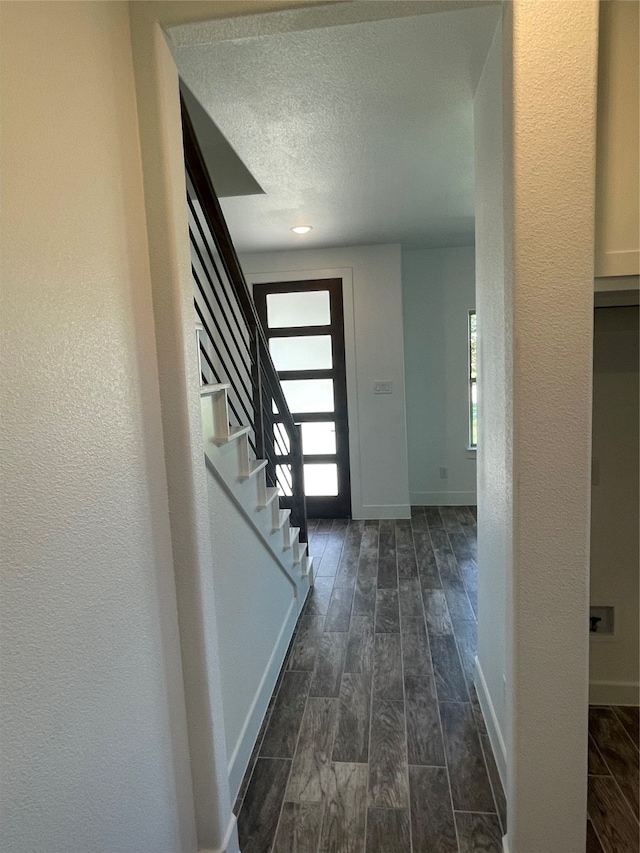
[374, 381, 392, 394]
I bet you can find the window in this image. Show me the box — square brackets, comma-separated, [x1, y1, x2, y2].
[469, 310, 477, 448]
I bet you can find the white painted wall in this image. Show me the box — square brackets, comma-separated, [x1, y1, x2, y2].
[402, 246, 476, 506]
[129, 8, 240, 850]
[475, 5, 598, 852]
[507, 4, 597, 852]
[0, 4, 196, 852]
[589, 306, 639, 705]
[473, 15, 510, 783]
[241, 245, 411, 519]
[205, 466, 299, 797]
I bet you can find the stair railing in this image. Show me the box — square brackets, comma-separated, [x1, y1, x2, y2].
[181, 95, 308, 544]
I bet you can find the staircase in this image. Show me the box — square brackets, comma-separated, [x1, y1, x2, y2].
[200, 381, 313, 599]
[182, 94, 313, 603]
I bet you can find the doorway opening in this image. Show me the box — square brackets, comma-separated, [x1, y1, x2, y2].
[254, 278, 351, 518]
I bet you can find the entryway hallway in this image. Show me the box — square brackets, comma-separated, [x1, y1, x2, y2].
[234, 508, 506, 852]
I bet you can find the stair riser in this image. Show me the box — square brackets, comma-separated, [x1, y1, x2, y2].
[283, 522, 297, 550]
[212, 391, 230, 442]
[294, 541, 308, 564]
[270, 498, 282, 531]
[256, 469, 268, 506]
[237, 433, 250, 477]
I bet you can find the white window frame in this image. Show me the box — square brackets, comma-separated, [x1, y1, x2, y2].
[468, 310, 477, 449]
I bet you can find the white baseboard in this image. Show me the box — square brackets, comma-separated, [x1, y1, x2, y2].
[356, 504, 411, 519]
[220, 813, 239, 853]
[502, 835, 510, 853]
[198, 813, 240, 853]
[410, 491, 477, 506]
[227, 598, 298, 798]
[589, 680, 640, 706]
[474, 656, 507, 791]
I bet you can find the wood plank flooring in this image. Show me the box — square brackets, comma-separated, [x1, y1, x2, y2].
[587, 703, 640, 852]
[236, 508, 506, 852]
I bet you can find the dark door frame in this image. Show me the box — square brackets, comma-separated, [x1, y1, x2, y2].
[254, 277, 352, 518]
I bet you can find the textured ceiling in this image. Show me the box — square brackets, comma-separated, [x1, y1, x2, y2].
[173, 4, 501, 251]
[180, 81, 265, 198]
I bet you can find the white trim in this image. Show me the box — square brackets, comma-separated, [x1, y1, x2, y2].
[594, 274, 639, 293]
[410, 491, 477, 506]
[502, 835, 510, 853]
[595, 250, 640, 279]
[357, 503, 411, 520]
[589, 680, 640, 706]
[245, 267, 364, 517]
[474, 656, 507, 791]
[220, 812, 239, 853]
[227, 598, 299, 799]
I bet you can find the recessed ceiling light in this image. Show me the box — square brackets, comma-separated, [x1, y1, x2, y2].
[291, 225, 313, 234]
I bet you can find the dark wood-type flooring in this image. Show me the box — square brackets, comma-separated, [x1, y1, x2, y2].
[235, 507, 508, 853]
[587, 703, 639, 852]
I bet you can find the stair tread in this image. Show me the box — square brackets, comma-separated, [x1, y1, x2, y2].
[238, 458, 268, 481]
[200, 383, 231, 396]
[213, 424, 250, 446]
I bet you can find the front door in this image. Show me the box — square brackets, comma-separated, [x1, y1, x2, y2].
[254, 278, 351, 518]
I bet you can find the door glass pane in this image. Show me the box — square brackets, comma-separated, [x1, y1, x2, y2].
[304, 463, 338, 496]
[281, 379, 334, 413]
[301, 422, 336, 455]
[269, 335, 332, 371]
[276, 465, 293, 497]
[266, 290, 330, 328]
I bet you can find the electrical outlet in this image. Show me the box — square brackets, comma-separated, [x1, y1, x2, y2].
[374, 381, 392, 395]
[439, 467, 448, 480]
[590, 606, 614, 635]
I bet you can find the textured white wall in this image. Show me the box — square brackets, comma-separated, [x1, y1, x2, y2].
[128, 7, 239, 851]
[0, 4, 196, 852]
[205, 469, 298, 797]
[241, 245, 411, 519]
[402, 246, 477, 506]
[475, 4, 598, 851]
[590, 306, 639, 704]
[473, 15, 510, 777]
[506, 3, 598, 851]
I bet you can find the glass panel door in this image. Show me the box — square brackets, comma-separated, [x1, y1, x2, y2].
[254, 278, 351, 518]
